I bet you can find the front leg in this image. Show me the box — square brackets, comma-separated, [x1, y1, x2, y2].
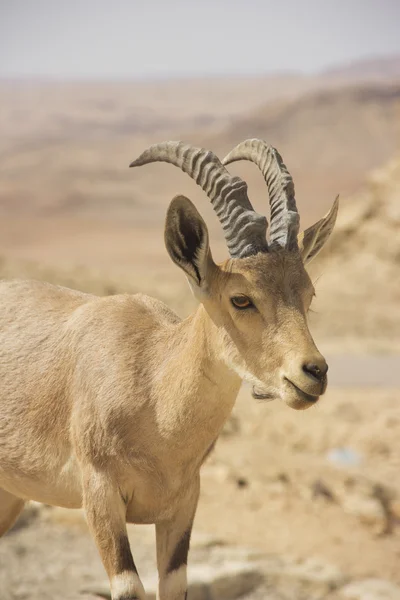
[155, 479, 200, 600]
[82, 468, 146, 600]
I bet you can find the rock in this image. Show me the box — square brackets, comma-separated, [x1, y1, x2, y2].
[342, 495, 388, 534]
[81, 559, 264, 600]
[264, 556, 347, 598]
[339, 578, 400, 600]
[311, 479, 336, 503]
[235, 476, 249, 489]
[260, 473, 291, 500]
[80, 583, 111, 599]
[81, 547, 347, 600]
[80, 584, 111, 599]
[190, 530, 224, 549]
[189, 562, 264, 600]
[186, 581, 210, 600]
[209, 566, 263, 599]
[210, 545, 266, 563]
[141, 573, 208, 600]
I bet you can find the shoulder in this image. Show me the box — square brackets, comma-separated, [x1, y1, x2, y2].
[69, 293, 181, 339]
[0, 278, 94, 301]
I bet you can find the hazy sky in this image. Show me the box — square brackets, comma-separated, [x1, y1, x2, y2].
[1, 0, 400, 79]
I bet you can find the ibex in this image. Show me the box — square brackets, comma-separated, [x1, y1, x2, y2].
[0, 139, 338, 600]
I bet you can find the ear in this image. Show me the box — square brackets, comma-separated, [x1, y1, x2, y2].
[165, 195, 214, 291]
[298, 196, 339, 265]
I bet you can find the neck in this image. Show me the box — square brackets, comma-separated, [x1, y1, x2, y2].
[177, 303, 241, 392]
[151, 303, 241, 444]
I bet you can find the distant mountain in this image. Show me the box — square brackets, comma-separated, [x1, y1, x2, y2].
[322, 54, 400, 80]
[0, 63, 400, 261]
[0, 75, 308, 152]
[205, 82, 400, 223]
[2, 53, 400, 151]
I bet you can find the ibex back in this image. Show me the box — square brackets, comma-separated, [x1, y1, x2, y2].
[0, 139, 338, 600]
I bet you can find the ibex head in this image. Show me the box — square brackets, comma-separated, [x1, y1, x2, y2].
[130, 139, 338, 410]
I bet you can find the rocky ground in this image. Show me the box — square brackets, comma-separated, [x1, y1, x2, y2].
[1, 386, 399, 600]
[3, 511, 400, 600]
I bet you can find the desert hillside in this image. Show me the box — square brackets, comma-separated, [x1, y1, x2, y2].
[3, 56, 400, 149]
[206, 83, 400, 222]
[0, 75, 308, 150]
[309, 155, 400, 352]
[0, 153, 398, 354]
[0, 67, 399, 351]
[0, 78, 399, 227]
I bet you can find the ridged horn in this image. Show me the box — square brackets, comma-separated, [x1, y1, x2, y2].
[222, 139, 299, 250]
[129, 141, 268, 258]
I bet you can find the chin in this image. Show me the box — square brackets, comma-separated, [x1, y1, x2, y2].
[252, 382, 321, 410]
[283, 385, 320, 410]
[284, 395, 320, 410]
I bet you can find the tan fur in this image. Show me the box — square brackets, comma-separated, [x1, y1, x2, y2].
[0, 195, 337, 599]
[0, 489, 25, 536]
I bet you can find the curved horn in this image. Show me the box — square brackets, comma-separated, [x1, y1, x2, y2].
[222, 139, 299, 250]
[129, 141, 268, 258]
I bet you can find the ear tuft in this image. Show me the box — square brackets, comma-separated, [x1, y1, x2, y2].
[298, 195, 339, 265]
[165, 195, 212, 288]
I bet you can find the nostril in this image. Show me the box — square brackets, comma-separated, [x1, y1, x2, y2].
[303, 362, 328, 382]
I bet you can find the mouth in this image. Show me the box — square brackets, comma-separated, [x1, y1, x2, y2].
[285, 378, 320, 405]
[250, 379, 321, 408]
[251, 385, 277, 401]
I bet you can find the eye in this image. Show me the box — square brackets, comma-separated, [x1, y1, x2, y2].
[231, 296, 253, 310]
